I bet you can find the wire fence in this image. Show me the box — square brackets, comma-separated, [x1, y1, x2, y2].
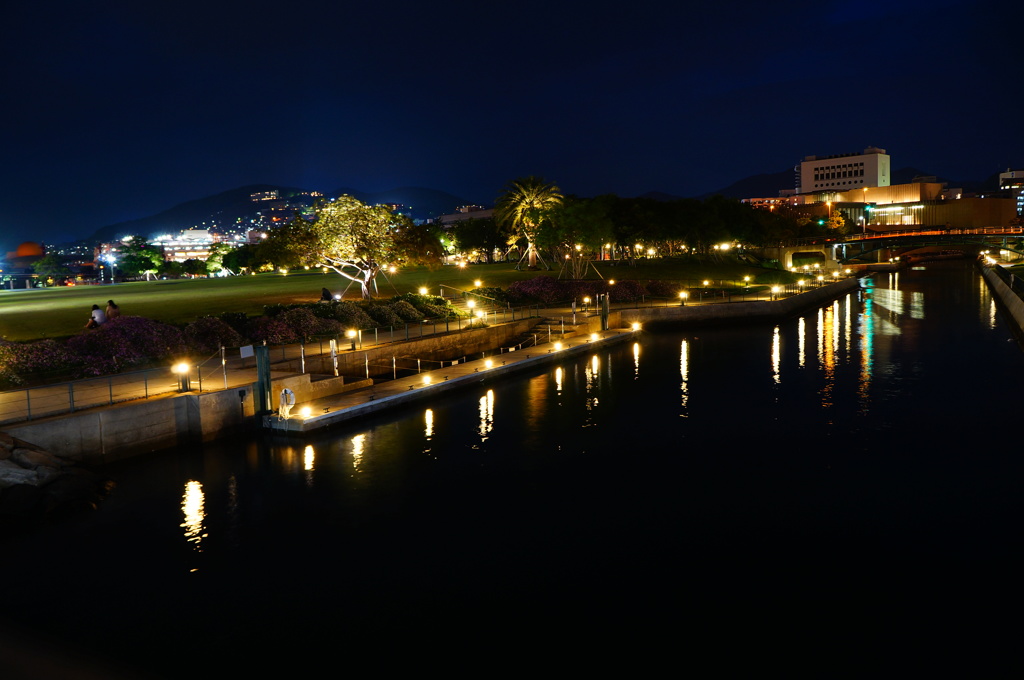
[0, 366, 183, 426]
[0, 304, 545, 426]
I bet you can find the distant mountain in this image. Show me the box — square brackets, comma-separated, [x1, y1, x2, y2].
[327, 187, 474, 221]
[88, 185, 477, 244]
[697, 169, 797, 200]
[90, 184, 306, 243]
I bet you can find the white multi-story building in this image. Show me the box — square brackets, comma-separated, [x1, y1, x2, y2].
[797, 146, 891, 194]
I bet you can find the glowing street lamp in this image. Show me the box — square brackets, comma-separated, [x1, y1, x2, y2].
[678, 291, 688, 306]
[172, 362, 190, 392]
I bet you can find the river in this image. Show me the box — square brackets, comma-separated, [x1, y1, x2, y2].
[2, 260, 1023, 677]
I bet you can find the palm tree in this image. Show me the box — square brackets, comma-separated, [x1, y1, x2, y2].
[495, 176, 563, 270]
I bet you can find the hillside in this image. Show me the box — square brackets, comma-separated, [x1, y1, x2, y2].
[86, 185, 475, 244]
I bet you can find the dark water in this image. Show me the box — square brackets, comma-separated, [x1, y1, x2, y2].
[3, 261, 1024, 676]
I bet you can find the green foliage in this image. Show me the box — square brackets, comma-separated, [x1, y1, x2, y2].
[118, 236, 165, 278]
[365, 304, 404, 327]
[263, 196, 444, 299]
[450, 217, 509, 263]
[31, 254, 71, 280]
[495, 176, 563, 267]
[184, 316, 244, 353]
[389, 300, 423, 322]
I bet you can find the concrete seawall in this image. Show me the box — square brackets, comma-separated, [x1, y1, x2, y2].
[980, 265, 1024, 332]
[615, 276, 863, 327]
[3, 279, 862, 462]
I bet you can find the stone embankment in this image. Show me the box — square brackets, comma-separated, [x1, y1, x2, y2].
[0, 432, 113, 523]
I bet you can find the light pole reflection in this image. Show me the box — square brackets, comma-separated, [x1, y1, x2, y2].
[771, 326, 781, 384]
[478, 389, 494, 440]
[181, 480, 206, 553]
[679, 339, 689, 412]
[351, 434, 365, 471]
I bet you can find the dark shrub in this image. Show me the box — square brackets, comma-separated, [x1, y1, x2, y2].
[389, 300, 422, 322]
[184, 316, 244, 353]
[645, 280, 678, 297]
[66, 316, 186, 376]
[246, 316, 299, 344]
[329, 301, 376, 329]
[219, 312, 249, 336]
[507, 276, 566, 304]
[607, 279, 646, 302]
[262, 303, 289, 317]
[279, 308, 321, 340]
[0, 339, 80, 388]
[366, 304, 403, 327]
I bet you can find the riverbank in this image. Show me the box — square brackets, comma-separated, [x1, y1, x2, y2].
[1, 276, 863, 462]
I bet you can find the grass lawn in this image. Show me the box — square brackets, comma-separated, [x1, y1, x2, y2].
[0, 257, 777, 343]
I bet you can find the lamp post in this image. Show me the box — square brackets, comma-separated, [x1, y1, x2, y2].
[172, 362, 190, 392]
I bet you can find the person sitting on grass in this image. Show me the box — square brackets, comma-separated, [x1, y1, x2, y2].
[85, 304, 107, 329]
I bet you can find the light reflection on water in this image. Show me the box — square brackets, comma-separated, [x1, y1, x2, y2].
[180, 480, 206, 554]
[20, 262, 1024, 678]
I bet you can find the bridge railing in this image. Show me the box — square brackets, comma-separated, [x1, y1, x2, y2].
[781, 226, 1024, 248]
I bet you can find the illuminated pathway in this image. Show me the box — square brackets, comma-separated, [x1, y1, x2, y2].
[264, 327, 638, 434]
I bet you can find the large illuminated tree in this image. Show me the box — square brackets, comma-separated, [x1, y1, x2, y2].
[268, 195, 443, 299]
[495, 176, 563, 270]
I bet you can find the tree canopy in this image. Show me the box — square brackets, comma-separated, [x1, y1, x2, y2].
[117, 236, 164, 279]
[495, 176, 563, 269]
[264, 195, 444, 298]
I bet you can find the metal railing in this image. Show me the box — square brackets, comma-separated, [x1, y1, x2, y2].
[0, 366, 182, 426]
[0, 304, 545, 426]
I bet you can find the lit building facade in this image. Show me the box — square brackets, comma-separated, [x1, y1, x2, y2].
[798, 146, 890, 194]
[999, 169, 1024, 215]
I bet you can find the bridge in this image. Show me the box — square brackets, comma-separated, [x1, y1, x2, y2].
[760, 226, 1024, 268]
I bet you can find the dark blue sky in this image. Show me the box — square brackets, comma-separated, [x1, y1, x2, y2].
[2, 0, 1021, 253]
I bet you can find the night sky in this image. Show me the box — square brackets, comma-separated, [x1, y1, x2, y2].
[3, 0, 1021, 253]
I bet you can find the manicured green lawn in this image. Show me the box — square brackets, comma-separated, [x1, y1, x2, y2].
[0, 258, 773, 342]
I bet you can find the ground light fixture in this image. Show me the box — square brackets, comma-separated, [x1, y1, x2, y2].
[771, 286, 781, 300]
[474, 279, 482, 288]
[172, 362, 190, 392]
[484, 359, 493, 369]
[346, 329, 357, 350]
[679, 291, 688, 305]
[423, 374, 432, 385]
[554, 342, 563, 351]
[631, 322, 641, 331]
[590, 333, 599, 342]
[418, 287, 428, 295]
[300, 407, 311, 418]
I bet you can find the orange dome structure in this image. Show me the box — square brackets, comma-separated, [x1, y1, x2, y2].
[14, 241, 44, 258]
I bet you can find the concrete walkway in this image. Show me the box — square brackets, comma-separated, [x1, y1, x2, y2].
[263, 326, 638, 434]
